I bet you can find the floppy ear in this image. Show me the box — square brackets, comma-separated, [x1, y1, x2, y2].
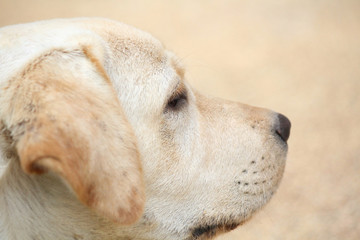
[6, 46, 144, 224]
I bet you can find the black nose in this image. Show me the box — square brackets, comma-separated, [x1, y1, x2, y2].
[275, 114, 291, 142]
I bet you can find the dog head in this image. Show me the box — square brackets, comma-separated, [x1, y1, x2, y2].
[0, 18, 290, 239]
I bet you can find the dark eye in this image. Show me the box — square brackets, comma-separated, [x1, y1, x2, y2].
[167, 92, 187, 111]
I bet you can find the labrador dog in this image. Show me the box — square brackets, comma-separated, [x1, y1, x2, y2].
[0, 18, 291, 240]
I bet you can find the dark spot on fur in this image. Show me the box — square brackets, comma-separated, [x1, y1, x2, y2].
[253, 171, 257, 174]
[262, 180, 267, 183]
[262, 156, 265, 160]
[191, 222, 240, 239]
[242, 169, 247, 173]
[254, 182, 258, 185]
[250, 161, 256, 164]
[192, 225, 217, 238]
[244, 191, 249, 194]
[244, 183, 249, 186]
[237, 181, 241, 185]
[14, 119, 31, 137]
[1, 125, 13, 144]
[86, 183, 97, 205]
[29, 162, 47, 174]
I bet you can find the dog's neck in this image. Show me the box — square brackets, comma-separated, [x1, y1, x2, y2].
[0, 159, 119, 240]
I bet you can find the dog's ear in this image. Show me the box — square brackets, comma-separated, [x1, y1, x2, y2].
[7, 46, 144, 224]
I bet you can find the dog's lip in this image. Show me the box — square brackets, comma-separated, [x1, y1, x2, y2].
[190, 221, 244, 239]
[191, 223, 239, 239]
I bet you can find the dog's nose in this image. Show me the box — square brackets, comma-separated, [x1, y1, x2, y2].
[275, 113, 291, 142]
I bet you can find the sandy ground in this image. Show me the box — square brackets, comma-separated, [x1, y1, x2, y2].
[1, 0, 359, 239]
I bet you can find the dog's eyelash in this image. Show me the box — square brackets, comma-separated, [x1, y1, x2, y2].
[166, 90, 187, 111]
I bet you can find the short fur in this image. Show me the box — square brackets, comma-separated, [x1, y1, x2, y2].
[0, 18, 289, 240]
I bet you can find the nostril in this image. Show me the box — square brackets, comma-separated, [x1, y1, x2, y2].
[275, 114, 291, 142]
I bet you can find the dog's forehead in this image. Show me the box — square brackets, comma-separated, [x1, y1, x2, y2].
[94, 19, 183, 115]
[109, 50, 181, 117]
[0, 18, 165, 79]
[0, 18, 182, 120]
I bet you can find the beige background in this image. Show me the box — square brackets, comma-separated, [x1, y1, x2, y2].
[1, 0, 359, 239]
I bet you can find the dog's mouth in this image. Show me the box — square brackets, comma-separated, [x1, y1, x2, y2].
[190, 219, 248, 239]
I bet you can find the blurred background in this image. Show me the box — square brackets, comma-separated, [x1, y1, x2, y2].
[1, 0, 359, 239]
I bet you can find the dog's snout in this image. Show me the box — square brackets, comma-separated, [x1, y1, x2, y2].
[274, 113, 291, 142]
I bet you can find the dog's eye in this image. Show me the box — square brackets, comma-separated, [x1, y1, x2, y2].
[166, 92, 187, 111]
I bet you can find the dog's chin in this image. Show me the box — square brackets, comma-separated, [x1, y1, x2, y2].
[189, 217, 252, 240]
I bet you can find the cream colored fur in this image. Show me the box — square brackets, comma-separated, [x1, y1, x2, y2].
[0, 18, 288, 240]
